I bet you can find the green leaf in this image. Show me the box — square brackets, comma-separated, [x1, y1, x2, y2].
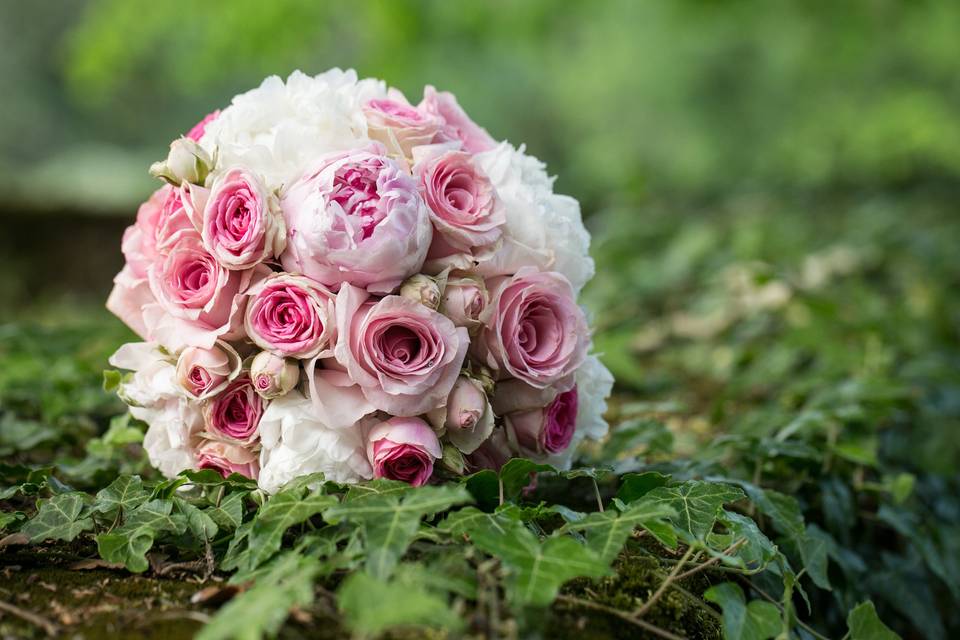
[338, 570, 463, 635]
[704, 582, 781, 640]
[444, 507, 609, 606]
[711, 510, 779, 572]
[732, 482, 805, 539]
[243, 488, 337, 571]
[616, 471, 671, 504]
[0, 511, 25, 531]
[207, 492, 246, 531]
[325, 484, 472, 579]
[847, 601, 901, 640]
[102, 369, 122, 392]
[644, 480, 745, 541]
[174, 497, 218, 541]
[198, 552, 320, 640]
[798, 525, 832, 590]
[96, 498, 187, 572]
[93, 475, 149, 519]
[561, 499, 676, 564]
[499, 458, 556, 501]
[21, 492, 93, 542]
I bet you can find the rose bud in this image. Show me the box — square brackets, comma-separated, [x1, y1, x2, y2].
[150, 137, 212, 186]
[175, 341, 242, 400]
[366, 417, 442, 487]
[400, 273, 443, 310]
[443, 376, 494, 454]
[250, 351, 299, 399]
[203, 375, 264, 445]
[196, 440, 259, 479]
[466, 427, 512, 472]
[504, 387, 579, 457]
[439, 275, 487, 334]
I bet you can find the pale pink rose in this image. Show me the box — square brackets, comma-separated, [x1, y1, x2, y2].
[175, 341, 242, 400]
[196, 440, 259, 479]
[475, 267, 588, 388]
[364, 94, 444, 160]
[144, 236, 265, 350]
[466, 427, 512, 472]
[504, 387, 579, 457]
[366, 417, 441, 487]
[438, 275, 487, 334]
[244, 273, 336, 358]
[334, 284, 469, 416]
[280, 147, 432, 293]
[202, 168, 285, 270]
[186, 110, 220, 142]
[420, 86, 496, 154]
[250, 351, 299, 399]
[443, 376, 494, 454]
[106, 266, 156, 339]
[203, 375, 264, 445]
[419, 150, 503, 251]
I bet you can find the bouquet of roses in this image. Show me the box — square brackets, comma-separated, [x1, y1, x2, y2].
[106, 69, 613, 493]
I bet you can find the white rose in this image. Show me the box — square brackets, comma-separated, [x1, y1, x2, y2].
[200, 69, 386, 191]
[257, 391, 372, 493]
[544, 354, 614, 470]
[473, 142, 595, 293]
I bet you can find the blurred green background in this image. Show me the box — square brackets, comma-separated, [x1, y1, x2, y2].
[1, 2, 959, 637]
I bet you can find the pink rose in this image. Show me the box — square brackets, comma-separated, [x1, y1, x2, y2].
[280, 147, 432, 293]
[443, 376, 494, 454]
[250, 351, 299, 399]
[203, 375, 264, 445]
[476, 267, 588, 388]
[202, 168, 285, 270]
[438, 275, 488, 334]
[144, 237, 264, 350]
[244, 273, 337, 358]
[466, 427, 512, 472]
[186, 110, 219, 142]
[418, 150, 503, 252]
[196, 440, 259, 479]
[364, 94, 443, 159]
[175, 341, 242, 400]
[420, 86, 496, 154]
[366, 417, 441, 487]
[504, 387, 579, 456]
[334, 284, 469, 416]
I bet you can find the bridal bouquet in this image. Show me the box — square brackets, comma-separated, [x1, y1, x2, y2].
[106, 69, 613, 493]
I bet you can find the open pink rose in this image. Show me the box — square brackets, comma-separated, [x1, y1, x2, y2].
[280, 147, 432, 293]
[419, 150, 503, 252]
[203, 375, 264, 445]
[420, 86, 497, 154]
[244, 273, 336, 358]
[202, 168, 285, 270]
[364, 94, 444, 160]
[186, 110, 219, 142]
[504, 386, 579, 457]
[196, 440, 259, 479]
[476, 267, 588, 388]
[366, 417, 441, 487]
[334, 284, 469, 416]
[175, 341, 242, 400]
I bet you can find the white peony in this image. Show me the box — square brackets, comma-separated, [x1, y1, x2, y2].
[545, 354, 614, 470]
[200, 69, 386, 191]
[257, 391, 372, 493]
[474, 142, 595, 293]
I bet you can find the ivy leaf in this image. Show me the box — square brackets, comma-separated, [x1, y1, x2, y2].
[847, 601, 901, 640]
[711, 511, 779, 572]
[797, 525, 833, 590]
[96, 498, 187, 572]
[499, 458, 557, 501]
[338, 570, 464, 635]
[729, 481, 805, 539]
[325, 484, 472, 579]
[243, 488, 337, 571]
[198, 552, 320, 640]
[21, 492, 93, 542]
[207, 492, 246, 531]
[174, 497, 218, 541]
[0, 464, 52, 499]
[0, 511, 25, 532]
[704, 582, 781, 640]
[616, 471, 671, 504]
[93, 475, 149, 519]
[644, 481, 745, 541]
[560, 499, 676, 564]
[444, 506, 610, 606]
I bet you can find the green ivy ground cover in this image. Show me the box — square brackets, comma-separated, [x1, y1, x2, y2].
[1, 191, 958, 639]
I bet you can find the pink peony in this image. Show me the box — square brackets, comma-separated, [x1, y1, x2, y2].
[364, 95, 444, 160]
[503, 386, 579, 456]
[280, 147, 432, 293]
[476, 267, 589, 388]
[334, 284, 469, 416]
[202, 168, 285, 270]
[420, 86, 497, 154]
[175, 341, 242, 400]
[419, 150, 503, 252]
[203, 375, 264, 445]
[366, 417, 441, 487]
[244, 273, 337, 358]
[196, 440, 259, 479]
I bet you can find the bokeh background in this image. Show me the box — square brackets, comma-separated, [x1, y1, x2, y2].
[1, 2, 959, 637]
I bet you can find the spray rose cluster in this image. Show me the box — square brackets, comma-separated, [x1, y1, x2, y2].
[107, 69, 613, 492]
